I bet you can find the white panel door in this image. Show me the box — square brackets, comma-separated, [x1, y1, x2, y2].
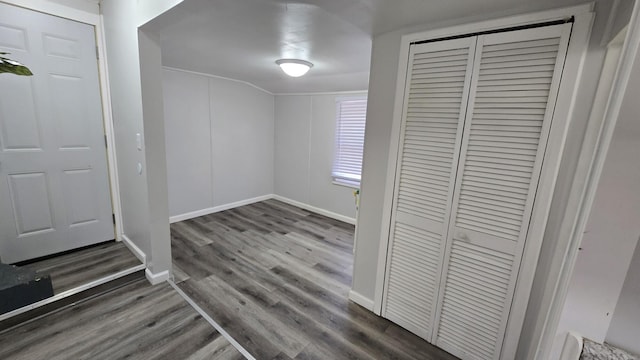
[381, 37, 476, 339]
[0, 3, 114, 263]
[432, 24, 572, 360]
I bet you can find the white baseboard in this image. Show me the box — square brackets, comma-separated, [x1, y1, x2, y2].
[145, 268, 170, 285]
[121, 234, 147, 264]
[271, 194, 356, 225]
[169, 194, 356, 225]
[169, 194, 273, 223]
[349, 290, 375, 311]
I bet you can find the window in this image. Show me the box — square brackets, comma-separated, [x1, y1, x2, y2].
[332, 96, 367, 188]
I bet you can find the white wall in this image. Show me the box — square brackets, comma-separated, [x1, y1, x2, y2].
[102, 0, 152, 257]
[351, 28, 400, 297]
[138, 29, 172, 278]
[607, 241, 640, 354]
[209, 75, 274, 207]
[163, 68, 274, 219]
[348, 0, 626, 357]
[101, 0, 178, 278]
[274, 93, 365, 222]
[525, 2, 637, 358]
[552, 40, 640, 357]
[603, 41, 640, 356]
[136, 0, 183, 27]
[274, 96, 310, 204]
[163, 69, 212, 216]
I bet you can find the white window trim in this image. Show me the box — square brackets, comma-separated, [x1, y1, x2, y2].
[332, 179, 360, 189]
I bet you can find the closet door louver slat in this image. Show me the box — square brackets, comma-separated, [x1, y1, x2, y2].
[382, 37, 477, 340]
[433, 24, 572, 360]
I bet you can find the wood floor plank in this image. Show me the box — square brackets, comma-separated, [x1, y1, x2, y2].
[306, 212, 355, 232]
[203, 236, 287, 291]
[22, 241, 141, 294]
[187, 335, 245, 360]
[265, 300, 377, 360]
[181, 279, 285, 360]
[173, 262, 192, 284]
[282, 231, 353, 270]
[0, 279, 244, 360]
[172, 200, 459, 360]
[264, 248, 350, 299]
[172, 221, 214, 247]
[183, 218, 215, 236]
[211, 230, 283, 278]
[270, 272, 390, 336]
[228, 208, 291, 235]
[198, 274, 309, 358]
[171, 235, 220, 281]
[260, 199, 312, 218]
[383, 325, 461, 360]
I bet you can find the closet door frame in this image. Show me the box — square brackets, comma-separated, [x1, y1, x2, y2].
[374, 4, 594, 359]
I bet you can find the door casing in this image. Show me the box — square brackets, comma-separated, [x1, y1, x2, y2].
[0, 0, 124, 248]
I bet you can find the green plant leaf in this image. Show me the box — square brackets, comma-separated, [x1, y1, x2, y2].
[0, 64, 33, 76]
[0, 54, 33, 76]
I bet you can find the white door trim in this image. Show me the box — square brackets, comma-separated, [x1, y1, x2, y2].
[374, 3, 595, 358]
[531, 3, 640, 358]
[0, 0, 100, 25]
[0, 0, 124, 242]
[96, 17, 124, 242]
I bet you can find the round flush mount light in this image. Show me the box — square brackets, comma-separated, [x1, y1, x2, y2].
[276, 59, 313, 77]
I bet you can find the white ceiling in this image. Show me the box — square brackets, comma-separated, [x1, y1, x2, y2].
[147, 0, 589, 94]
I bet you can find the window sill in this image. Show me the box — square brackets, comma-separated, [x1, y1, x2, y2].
[332, 179, 360, 190]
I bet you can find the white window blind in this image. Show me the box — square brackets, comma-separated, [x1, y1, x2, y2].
[333, 97, 367, 187]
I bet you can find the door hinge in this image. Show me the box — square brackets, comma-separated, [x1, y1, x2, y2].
[96, 46, 99, 59]
[112, 214, 116, 224]
[104, 134, 108, 148]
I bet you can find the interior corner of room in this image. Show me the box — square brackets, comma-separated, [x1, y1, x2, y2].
[1, 0, 640, 359]
[162, 65, 366, 227]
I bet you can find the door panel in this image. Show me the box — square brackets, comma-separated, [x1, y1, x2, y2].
[50, 75, 93, 149]
[433, 24, 572, 360]
[8, 172, 55, 236]
[43, 34, 83, 60]
[0, 75, 41, 150]
[0, 3, 114, 263]
[0, 23, 27, 50]
[382, 37, 477, 340]
[62, 169, 101, 227]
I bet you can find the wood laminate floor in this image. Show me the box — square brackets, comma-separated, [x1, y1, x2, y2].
[0, 277, 244, 360]
[22, 241, 142, 294]
[171, 199, 459, 360]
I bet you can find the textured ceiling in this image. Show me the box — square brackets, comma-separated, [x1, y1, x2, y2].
[147, 0, 591, 93]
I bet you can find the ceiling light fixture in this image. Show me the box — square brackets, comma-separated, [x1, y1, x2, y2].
[276, 59, 313, 77]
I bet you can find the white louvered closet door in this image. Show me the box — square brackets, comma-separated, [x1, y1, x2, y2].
[381, 37, 476, 340]
[432, 24, 572, 360]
